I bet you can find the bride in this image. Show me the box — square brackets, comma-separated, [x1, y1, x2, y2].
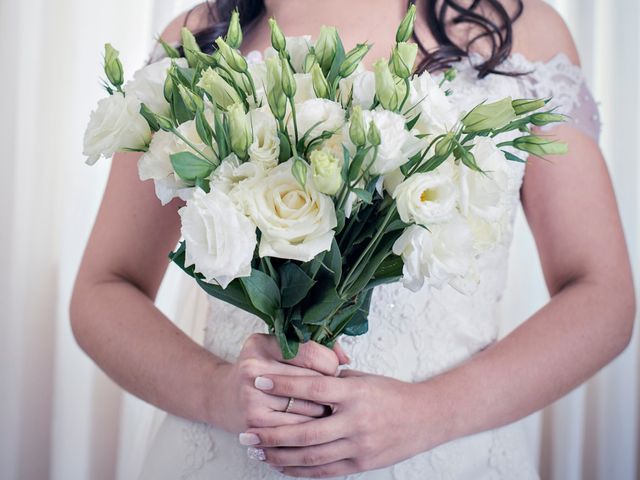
[71, 0, 635, 478]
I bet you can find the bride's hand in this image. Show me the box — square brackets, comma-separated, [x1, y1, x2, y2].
[240, 370, 451, 478]
[215, 333, 348, 434]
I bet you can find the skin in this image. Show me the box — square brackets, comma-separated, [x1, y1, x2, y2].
[70, 0, 636, 478]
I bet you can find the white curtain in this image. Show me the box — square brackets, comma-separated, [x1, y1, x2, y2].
[0, 1, 637, 479]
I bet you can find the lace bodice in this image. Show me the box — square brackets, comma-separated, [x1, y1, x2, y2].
[140, 46, 601, 480]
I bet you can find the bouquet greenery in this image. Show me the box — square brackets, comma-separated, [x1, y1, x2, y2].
[83, 6, 567, 358]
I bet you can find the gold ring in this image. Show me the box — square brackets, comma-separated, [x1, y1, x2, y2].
[284, 397, 295, 413]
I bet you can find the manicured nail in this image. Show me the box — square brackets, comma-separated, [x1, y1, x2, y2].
[239, 432, 260, 446]
[247, 447, 266, 461]
[254, 376, 274, 390]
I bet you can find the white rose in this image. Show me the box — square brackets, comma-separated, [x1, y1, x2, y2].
[292, 98, 345, 142]
[138, 114, 216, 205]
[83, 92, 151, 165]
[124, 57, 188, 116]
[180, 188, 257, 288]
[242, 160, 337, 261]
[361, 109, 423, 175]
[338, 70, 375, 108]
[248, 109, 280, 169]
[407, 71, 458, 135]
[458, 136, 509, 222]
[211, 153, 266, 204]
[264, 35, 313, 73]
[393, 215, 474, 292]
[393, 163, 458, 226]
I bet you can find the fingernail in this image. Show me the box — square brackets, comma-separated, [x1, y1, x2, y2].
[239, 432, 260, 446]
[254, 376, 274, 390]
[247, 447, 266, 461]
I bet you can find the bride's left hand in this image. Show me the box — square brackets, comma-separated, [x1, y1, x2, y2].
[240, 370, 452, 478]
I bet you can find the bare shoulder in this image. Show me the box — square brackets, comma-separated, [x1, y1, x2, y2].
[511, 0, 580, 64]
[156, 1, 217, 44]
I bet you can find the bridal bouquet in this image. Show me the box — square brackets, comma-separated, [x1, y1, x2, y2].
[83, 7, 567, 358]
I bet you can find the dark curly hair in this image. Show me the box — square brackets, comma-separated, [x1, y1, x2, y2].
[178, 0, 524, 78]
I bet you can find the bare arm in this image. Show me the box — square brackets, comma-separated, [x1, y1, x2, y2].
[70, 6, 341, 433]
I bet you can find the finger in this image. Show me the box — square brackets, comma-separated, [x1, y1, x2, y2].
[263, 439, 353, 467]
[267, 395, 327, 418]
[258, 335, 340, 376]
[254, 375, 348, 404]
[279, 459, 358, 478]
[249, 411, 316, 428]
[332, 342, 351, 366]
[247, 414, 345, 447]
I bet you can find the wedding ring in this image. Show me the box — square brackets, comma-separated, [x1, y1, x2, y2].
[284, 396, 295, 413]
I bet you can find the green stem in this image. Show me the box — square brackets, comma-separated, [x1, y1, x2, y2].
[289, 97, 300, 146]
[338, 204, 397, 297]
[171, 128, 218, 165]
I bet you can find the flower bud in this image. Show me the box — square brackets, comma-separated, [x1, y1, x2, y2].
[529, 112, 567, 126]
[512, 98, 547, 116]
[310, 63, 330, 99]
[435, 132, 455, 157]
[197, 67, 242, 109]
[104, 43, 124, 88]
[292, 157, 309, 188]
[164, 68, 175, 102]
[215, 37, 248, 73]
[178, 84, 204, 113]
[374, 58, 400, 111]
[513, 135, 569, 156]
[315, 26, 338, 73]
[228, 102, 252, 159]
[462, 97, 516, 132]
[269, 18, 287, 53]
[390, 42, 418, 79]
[226, 9, 243, 49]
[338, 43, 371, 78]
[310, 149, 343, 195]
[396, 4, 417, 43]
[303, 51, 319, 73]
[181, 27, 203, 68]
[349, 105, 366, 147]
[281, 57, 297, 99]
[368, 121, 381, 146]
[139, 103, 173, 132]
[266, 57, 287, 120]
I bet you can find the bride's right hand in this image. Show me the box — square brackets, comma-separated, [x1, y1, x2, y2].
[213, 333, 348, 433]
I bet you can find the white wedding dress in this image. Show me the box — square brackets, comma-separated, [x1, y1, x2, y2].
[138, 44, 601, 480]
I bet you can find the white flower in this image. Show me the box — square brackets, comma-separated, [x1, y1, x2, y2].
[361, 109, 423, 175]
[83, 92, 151, 165]
[124, 57, 188, 116]
[211, 153, 265, 202]
[264, 35, 313, 73]
[180, 188, 256, 288]
[458, 136, 509, 222]
[393, 216, 474, 292]
[407, 71, 458, 135]
[248, 61, 268, 108]
[242, 160, 337, 261]
[292, 98, 345, 141]
[393, 163, 458, 226]
[382, 168, 406, 196]
[293, 73, 317, 103]
[138, 115, 216, 205]
[338, 70, 375, 108]
[248, 109, 280, 169]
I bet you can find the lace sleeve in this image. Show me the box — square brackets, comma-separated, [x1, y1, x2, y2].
[513, 52, 602, 143]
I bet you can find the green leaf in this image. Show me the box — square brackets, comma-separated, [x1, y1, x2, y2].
[502, 150, 527, 163]
[274, 311, 299, 360]
[405, 112, 421, 131]
[195, 110, 214, 148]
[320, 239, 342, 285]
[326, 34, 346, 86]
[170, 152, 214, 181]
[341, 145, 351, 182]
[278, 131, 292, 162]
[240, 268, 281, 319]
[302, 283, 343, 325]
[168, 243, 270, 323]
[348, 147, 369, 182]
[343, 290, 372, 336]
[351, 187, 373, 204]
[280, 262, 316, 308]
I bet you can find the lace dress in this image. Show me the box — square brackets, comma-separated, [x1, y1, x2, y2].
[138, 45, 601, 480]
